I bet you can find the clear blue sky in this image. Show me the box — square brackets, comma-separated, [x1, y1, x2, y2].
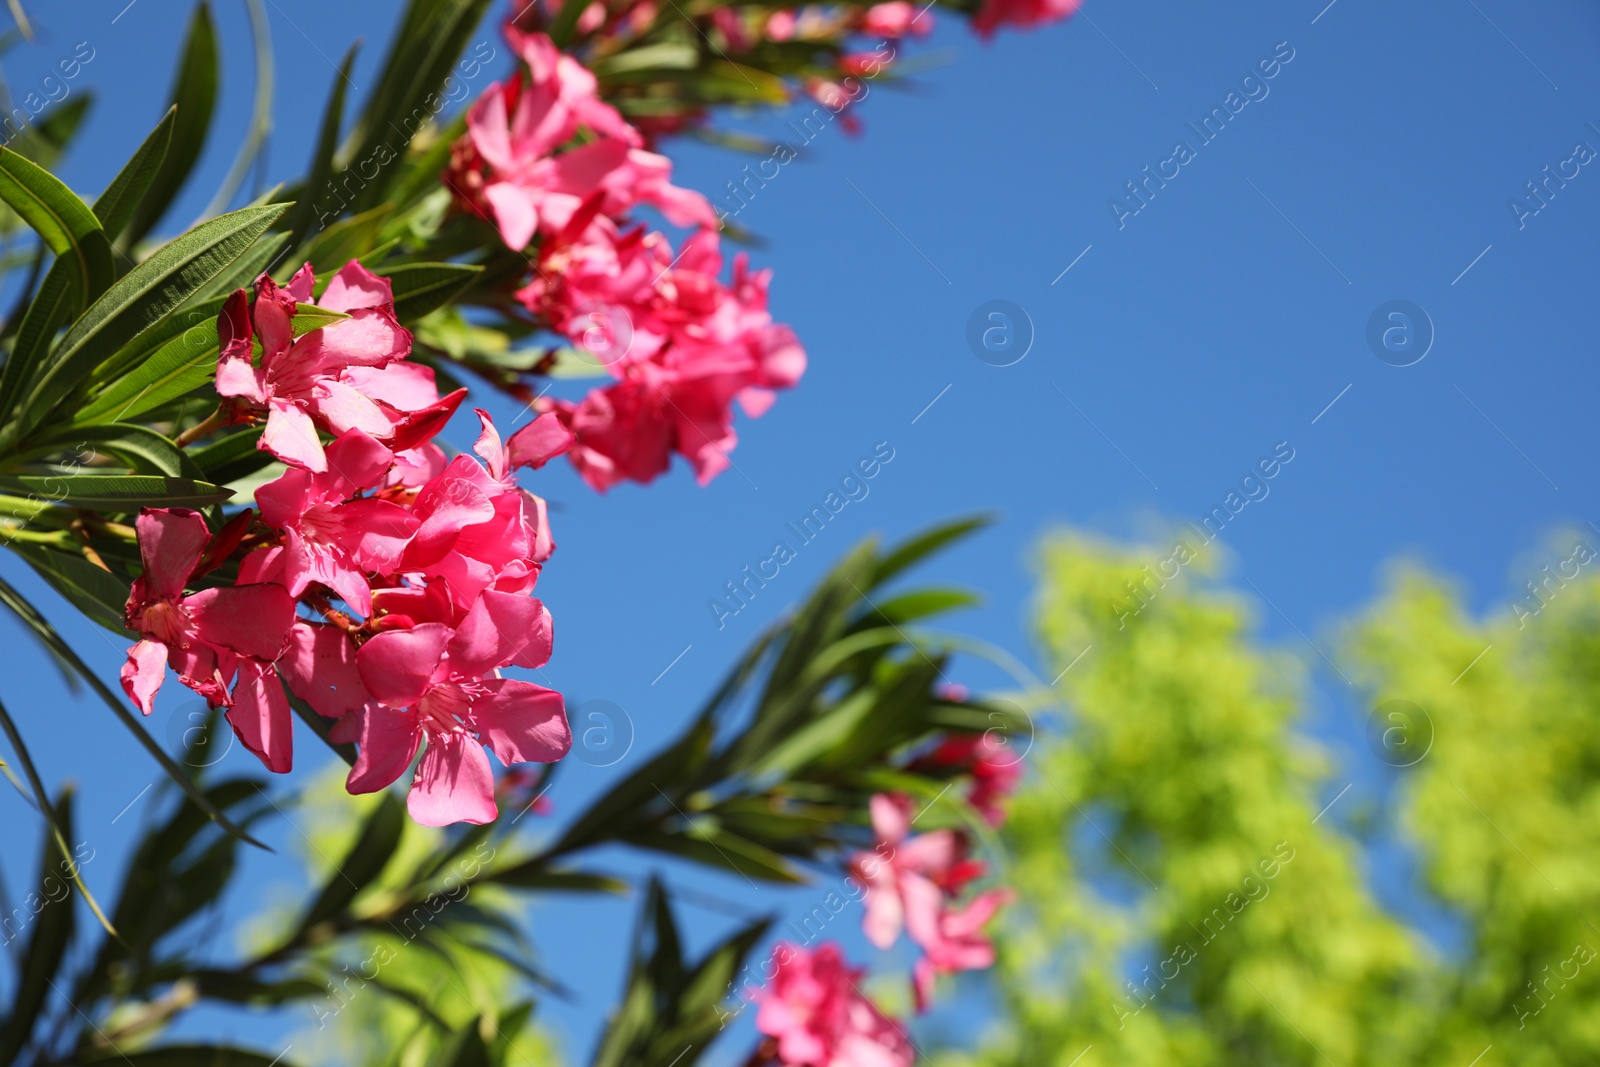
[3, 0, 1599, 1060]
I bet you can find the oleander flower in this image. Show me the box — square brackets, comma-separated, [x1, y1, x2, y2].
[853, 792, 1010, 1011]
[215, 261, 462, 473]
[971, 0, 1080, 37]
[347, 594, 568, 826]
[120, 508, 296, 769]
[755, 942, 914, 1067]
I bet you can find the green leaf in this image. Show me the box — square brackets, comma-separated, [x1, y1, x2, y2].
[0, 780, 77, 1065]
[547, 0, 587, 46]
[298, 203, 391, 274]
[871, 513, 993, 590]
[284, 43, 358, 245]
[0, 116, 174, 425]
[124, 1, 219, 248]
[427, 1020, 490, 1067]
[74, 300, 343, 427]
[0, 474, 231, 509]
[200, 0, 272, 220]
[294, 793, 405, 935]
[484, 865, 628, 894]
[626, 823, 807, 883]
[13, 202, 289, 440]
[189, 427, 270, 484]
[343, 0, 493, 214]
[593, 41, 700, 75]
[186, 229, 291, 305]
[379, 262, 483, 322]
[13, 544, 132, 635]
[0, 575, 268, 851]
[0, 145, 113, 301]
[93, 108, 178, 245]
[45, 423, 198, 478]
[859, 587, 982, 626]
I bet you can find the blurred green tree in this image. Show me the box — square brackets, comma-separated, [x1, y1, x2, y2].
[940, 528, 1600, 1067]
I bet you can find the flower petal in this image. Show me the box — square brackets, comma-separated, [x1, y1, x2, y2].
[447, 591, 551, 676]
[133, 508, 210, 601]
[357, 622, 449, 708]
[476, 678, 569, 765]
[347, 707, 421, 793]
[319, 260, 393, 313]
[184, 583, 296, 661]
[226, 659, 293, 773]
[261, 401, 327, 472]
[506, 412, 575, 471]
[408, 734, 497, 826]
[121, 639, 167, 715]
[279, 621, 371, 718]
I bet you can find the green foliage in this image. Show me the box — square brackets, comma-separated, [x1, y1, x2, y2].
[940, 530, 1600, 1067]
[0, 527, 1000, 1066]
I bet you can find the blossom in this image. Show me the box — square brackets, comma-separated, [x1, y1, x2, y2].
[971, 0, 1080, 37]
[532, 227, 806, 490]
[907, 884, 1013, 1011]
[247, 429, 418, 617]
[852, 793, 1008, 1011]
[852, 793, 966, 951]
[347, 592, 568, 826]
[859, 3, 931, 38]
[909, 732, 1022, 827]
[755, 942, 914, 1067]
[215, 261, 462, 473]
[454, 30, 714, 249]
[120, 508, 296, 769]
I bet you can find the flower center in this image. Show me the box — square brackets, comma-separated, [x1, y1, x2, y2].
[137, 599, 190, 646]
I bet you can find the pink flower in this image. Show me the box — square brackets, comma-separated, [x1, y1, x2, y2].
[908, 886, 1013, 1011]
[860, 2, 931, 37]
[910, 733, 1022, 827]
[853, 793, 964, 951]
[347, 591, 568, 826]
[456, 31, 714, 249]
[532, 227, 806, 490]
[853, 793, 1008, 1011]
[215, 261, 463, 473]
[971, 0, 1080, 37]
[402, 410, 567, 609]
[766, 9, 797, 40]
[248, 429, 418, 616]
[120, 508, 297, 770]
[755, 942, 914, 1067]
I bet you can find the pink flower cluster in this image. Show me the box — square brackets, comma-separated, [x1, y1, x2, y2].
[447, 24, 806, 491]
[854, 793, 1014, 1011]
[121, 261, 576, 826]
[755, 943, 914, 1067]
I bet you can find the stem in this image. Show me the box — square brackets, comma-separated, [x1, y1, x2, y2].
[0, 525, 71, 547]
[70, 522, 111, 572]
[174, 405, 231, 448]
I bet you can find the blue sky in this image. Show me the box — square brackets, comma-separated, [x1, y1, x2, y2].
[3, 0, 1599, 1060]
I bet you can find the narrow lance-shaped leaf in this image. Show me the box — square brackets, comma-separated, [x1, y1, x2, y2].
[0, 786, 77, 1065]
[0, 146, 113, 301]
[75, 301, 346, 428]
[10, 202, 288, 444]
[0, 474, 231, 510]
[0, 110, 178, 427]
[0, 705, 114, 940]
[94, 108, 179, 244]
[123, 0, 219, 248]
[283, 42, 358, 246]
[200, 0, 273, 220]
[293, 793, 405, 936]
